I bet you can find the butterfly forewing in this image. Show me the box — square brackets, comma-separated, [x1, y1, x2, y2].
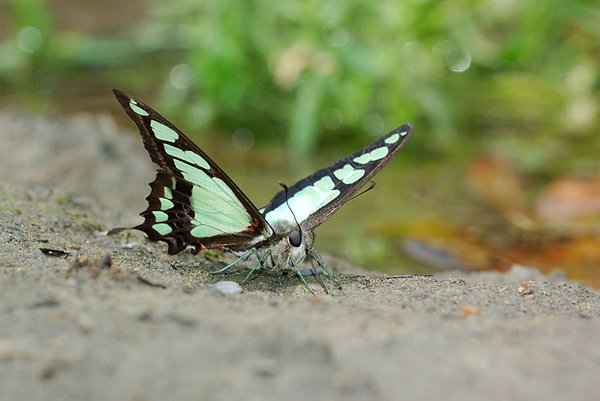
[263, 124, 413, 230]
[113, 89, 272, 253]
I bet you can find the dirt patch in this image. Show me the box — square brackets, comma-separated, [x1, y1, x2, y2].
[1, 112, 599, 401]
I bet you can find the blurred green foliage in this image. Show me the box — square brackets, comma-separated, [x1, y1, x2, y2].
[143, 0, 600, 161]
[0, 0, 139, 103]
[147, 0, 455, 155]
[2, 0, 600, 164]
[0, 0, 53, 91]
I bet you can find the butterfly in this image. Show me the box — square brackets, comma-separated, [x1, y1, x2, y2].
[111, 89, 413, 276]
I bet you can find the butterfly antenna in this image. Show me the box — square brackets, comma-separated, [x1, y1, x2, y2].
[279, 182, 302, 234]
[349, 180, 376, 202]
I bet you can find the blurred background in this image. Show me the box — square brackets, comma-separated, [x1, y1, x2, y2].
[1, 0, 600, 286]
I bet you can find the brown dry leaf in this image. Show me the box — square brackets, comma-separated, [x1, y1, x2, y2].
[398, 220, 600, 288]
[536, 177, 600, 226]
[394, 217, 515, 272]
[466, 157, 534, 228]
[403, 234, 600, 288]
[401, 235, 512, 272]
[466, 157, 527, 212]
[532, 236, 600, 264]
[523, 236, 600, 288]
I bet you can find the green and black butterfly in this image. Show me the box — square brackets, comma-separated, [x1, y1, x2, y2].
[112, 89, 413, 274]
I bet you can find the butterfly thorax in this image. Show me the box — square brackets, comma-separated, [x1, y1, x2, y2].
[255, 220, 315, 270]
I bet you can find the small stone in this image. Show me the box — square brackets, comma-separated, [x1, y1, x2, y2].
[214, 281, 242, 295]
[518, 281, 534, 296]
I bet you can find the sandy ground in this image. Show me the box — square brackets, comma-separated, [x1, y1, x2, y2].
[1, 111, 599, 401]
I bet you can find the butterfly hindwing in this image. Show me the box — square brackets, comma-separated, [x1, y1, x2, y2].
[113, 89, 273, 253]
[263, 124, 413, 230]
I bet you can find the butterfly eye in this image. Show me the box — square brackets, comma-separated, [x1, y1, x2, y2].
[288, 230, 302, 247]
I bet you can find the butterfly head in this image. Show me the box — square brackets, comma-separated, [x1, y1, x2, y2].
[260, 221, 314, 270]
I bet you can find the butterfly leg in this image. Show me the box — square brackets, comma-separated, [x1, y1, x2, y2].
[291, 263, 318, 296]
[308, 248, 342, 290]
[289, 255, 333, 294]
[256, 249, 267, 268]
[306, 262, 330, 294]
[210, 250, 251, 274]
[241, 257, 262, 284]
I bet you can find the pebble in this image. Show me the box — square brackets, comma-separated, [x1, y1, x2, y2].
[214, 281, 242, 295]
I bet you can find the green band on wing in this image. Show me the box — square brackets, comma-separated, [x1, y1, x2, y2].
[160, 198, 174, 210]
[170, 159, 253, 238]
[153, 211, 169, 222]
[342, 169, 365, 184]
[129, 100, 149, 116]
[173, 160, 248, 223]
[334, 164, 365, 184]
[174, 160, 214, 189]
[163, 144, 190, 163]
[151, 120, 179, 143]
[353, 153, 371, 164]
[186, 151, 210, 169]
[370, 146, 389, 161]
[153, 223, 173, 235]
[333, 164, 353, 180]
[191, 225, 222, 238]
[353, 146, 389, 164]
[190, 186, 251, 234]
[314, 176, 335, 192]
[384, 133, 400, 144]
[163, 144, 211, 170]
